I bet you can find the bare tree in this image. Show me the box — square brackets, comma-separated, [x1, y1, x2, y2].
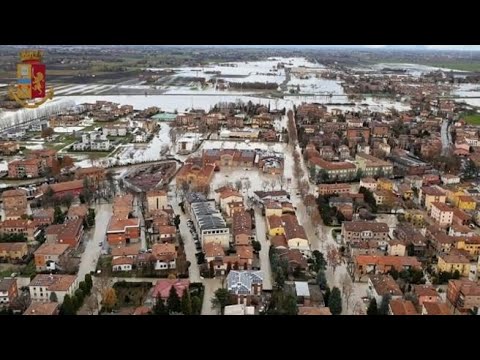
[270, 178, 278, 191]
[244, 179, 251, 195]
[279, 175, 286, 190]
[235, 180, 243, 192]
[84, 293, 99, 315]
[327, 244, 341, 274]
[169, 127, 177, 144]
[261, 180, 269, 191]
[94, 272, 111, 308]
[311, 208, 322, 229]
[341, 273, 354, 312]
[58, 256, 79, 274]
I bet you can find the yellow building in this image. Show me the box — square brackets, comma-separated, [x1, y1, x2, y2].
[265, 202, 283, 218]
[456, 196, 477, 211]
[377, 178, 394, 191]
[437, 254, 471, 277]
[404, 209, 425, 226]
[267, 215, 284, 236]
[447, 190, 464, 205]
[420, 187, 447, 211]
[455, 238, 480, 256]
[0, 242, 28, 260]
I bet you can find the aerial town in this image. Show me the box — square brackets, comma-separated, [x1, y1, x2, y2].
[1, 45, 480, 315]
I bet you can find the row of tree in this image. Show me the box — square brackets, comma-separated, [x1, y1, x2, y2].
[60, 274, 93, 315]
[152, 286, 202, 315]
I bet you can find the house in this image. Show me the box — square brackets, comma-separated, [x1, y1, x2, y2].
[45, 219, 84, 249]
[29, 274, 78, 304]
[377, 178, 394, 191]
[437, 253, 471, 277]
[2, 189, 28, 220]
[395, 183, 414, 200]
[388, 240, 406, 257]
[452, 208, 471, 226]
[106, 218, 140, 246]
[421, 301, 451, 315]
[429, 232, 456, 254]
[254, 190, 290, 204]
[23, 301, 59, 315]
[441, 174, 461, 185]
[367, 274, 403, 305]
[317, 183, 351, 196]
[112, 257, 134, 272]
[447, 279, 480, 314]
[204, 242, 226, 276]
[270, 235, 288, 249]
[355, 153, 393, 178]
[153, 225, 177, 243]
[8, 159, 42, 179]
[277, 249, 308, 273]
[146, 190, 168, 213]
[66, 204, 88, 220]
[264, 201, 283, 218]
[226, 270, 263, 305]
[448, 224, 473, 238]
[413, 285, 442, 306]
[0, 278, 18, 305]
[430, 202, 454, 227]
[403, 209, 426, 226]
[355, 255, 422, 279]
[232, 210, 254, 245]
[0, 141, 19, 155]
[176, 133, 202, 154]
[218, 189, 243, 216]
[359, 177, 377, 192]
[0, 242, 28, 262]
[149, 279, 190, 304]
[455, 236, 480, 257]
[388, 299, 418, 315]
[282, 214, 310, 255]
[341, 221, 389, 244]
[373, 189, 393, 206]
[32, 208, 55, 226]
[152, 243, 177, 270]
[34, 243, 70, 272]
[111, 244, 140, 259]
[28, 149, 57, 168]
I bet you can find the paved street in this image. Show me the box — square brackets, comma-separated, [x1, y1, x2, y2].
[201, 278, 224, 315]
[254, 207, 273, 290]
[77, 203, 112, 281]
[133, 195, 147, 250]
[441, 119, 452, 155]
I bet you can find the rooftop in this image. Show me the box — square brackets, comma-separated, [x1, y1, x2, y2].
[422, 302, 451, 315]
[343, 221, 389, 233]
[34, 243, 70, 256]
[24, 302, 59, 315]
[369, 274, 403, 297]
[389, 299, 418, 315]
[29, 274, 77, 291]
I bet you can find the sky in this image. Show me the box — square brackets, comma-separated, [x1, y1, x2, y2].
[192, 45, 480, 51]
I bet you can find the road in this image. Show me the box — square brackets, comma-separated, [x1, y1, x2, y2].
[441, 119, 452, 155]
[254, 207, 273, 290]
[133, 195, 147, 250]
[77, 203, 113, 281]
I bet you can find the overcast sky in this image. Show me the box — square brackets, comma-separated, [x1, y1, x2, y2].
[194, 45, 480, 51]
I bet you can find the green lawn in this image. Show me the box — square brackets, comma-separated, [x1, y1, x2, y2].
[464, 114, 480, 125]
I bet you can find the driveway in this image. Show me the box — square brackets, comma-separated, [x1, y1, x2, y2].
[77, 203, 113, 281]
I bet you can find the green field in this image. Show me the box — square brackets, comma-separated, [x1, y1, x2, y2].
[464, 114, 480, 125]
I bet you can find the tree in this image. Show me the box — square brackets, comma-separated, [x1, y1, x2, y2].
[49, 291, 58, 302]
[379, 294, 392, 315]
[316, 270, 328, 290]
[191, 295, 202, 315]
[181, 290, 192, 315]
[252, 240, 261, 252]
[209, 261, 215, 277]
[324, 286, 331, 306]
[312, 250, 327, 272]
[84, 274, 93, 294]
[174, 215, 181, 230]
[327, 245, 341, 274]
[53, 206, 65, 224]
[367, 298, 378, 315]
[152, 295, 168, 315]
[235, 180, 242, 192]
[102, 288, 117, 313]
[282, 293, 298, 315]
[41, 127, 54, 139]
[463, 159, 478, 180]
[61, 294, 76, 315]
[341, 274, 354, 311]
[328, 287, 342, 315]
[319, 169, 330, 183]
[79, 281, 88, 295]
[211, 288, 230, 315]
[167, 286, 181, 314]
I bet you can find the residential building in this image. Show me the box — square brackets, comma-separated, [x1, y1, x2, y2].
[456, 195, 477, 211]
[389, 299, 418, 315]
[74, 167, 106, 185]
[0, 242, 28, 261]
[359, 177, 377, 192]
[191, 200, 230, 249]
[29, 274, 78, 304]
[66, 204, 88, 221]
[367, 274, 403, 305]
[176, 133, 201, 154]
[447, 279, 480, 314]
[455, 237, 480, 257]
[149, 279, 190, 305]
[33, 208, 55, 226]
[373, 189, 393, 206]
[317, 183, 351, 196]
[420, 186, 446, 211]
[404, 209, 426, 226]
[218, 189, 243, 216]
[0, 219, 39, 242]
[24, 302, 59, 315]
[0, 278, 18, 305]
[452, 208, 471, 226]
[282, 214, 310, 255]
[354, 255, 422, 279]
[342, 221, 389, 244]
[111, 244, 140, 260]
[430, 202, 454, 227]
[8, 159, 42, 178]
[388, 240, 406, 257]
[421, 302, 451, 315]
[146, 190, 168, 213]
[441, 174, 461, 185]
[232, 210, 254, 246]
[355, 153, 393, 178]
[413, 285, 441, 306]
[176, 163, 215, 192]
[437, 253, 471, 277]
[34, 243, 70, 272]
[1, 189, 28, 220]
[223, 304, 255, 315]
[377, 178, 394, 191]
[45, 180, 84, 199]
[106, 218, 140, 246]
[112, 257, 134, 272]
[309, 157, 356, 181]
[45, 219, 84, 249]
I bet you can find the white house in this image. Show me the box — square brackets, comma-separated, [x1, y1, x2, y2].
[28, 274, 78, 304]
[112, 257, 134, 272]
[176, 133, 201, 154]
[441, 174, 461, 185]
